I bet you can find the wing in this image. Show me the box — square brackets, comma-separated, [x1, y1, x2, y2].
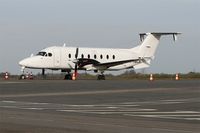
[94, 59, 139, 68]
[77, 58, 139, 70]
[77, 58, 100, 67]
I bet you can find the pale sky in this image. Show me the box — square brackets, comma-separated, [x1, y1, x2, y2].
[0, 0, 199, 74]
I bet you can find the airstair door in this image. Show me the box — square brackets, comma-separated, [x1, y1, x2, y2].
[54, 48, 61, 67]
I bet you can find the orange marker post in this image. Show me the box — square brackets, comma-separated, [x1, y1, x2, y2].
[72, 73, 76, 80]
[149, 74, 154, 81]
[175, 73, 179, 80]
[4, 72, 9, 80]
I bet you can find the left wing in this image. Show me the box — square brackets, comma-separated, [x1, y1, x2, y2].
[77, 58, 140, 70]
[94, 59, 139, 68]
[78, 58, 100, 67]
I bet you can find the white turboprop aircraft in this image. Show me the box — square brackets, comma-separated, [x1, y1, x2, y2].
[19, 32, 181, 80]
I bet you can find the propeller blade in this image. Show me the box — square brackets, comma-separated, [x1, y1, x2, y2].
[75, 47, 79, 59]
[74, 64, 78, 77]
[73, 47, 79, 79]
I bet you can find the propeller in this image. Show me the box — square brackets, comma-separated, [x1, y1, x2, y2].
[74, 47, 79, 78]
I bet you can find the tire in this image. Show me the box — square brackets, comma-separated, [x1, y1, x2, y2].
[64, 74, 72, 80]
[19, 74, 25, 80]
[97, 75, 105, 80]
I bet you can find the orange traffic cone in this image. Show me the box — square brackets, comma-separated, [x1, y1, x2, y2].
[175, 73, 179, 80]
[4, 72, 9, 80]
[149, 74, 153, 81]
[72, 73, 76, 80]
[26, 72, 29, 79]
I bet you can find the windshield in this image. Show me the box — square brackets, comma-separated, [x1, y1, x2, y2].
[37, 52, 47, 56]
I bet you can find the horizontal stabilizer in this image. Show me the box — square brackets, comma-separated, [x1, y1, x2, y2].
[137, 32, 181, 58]
[140, 32, 181, 42]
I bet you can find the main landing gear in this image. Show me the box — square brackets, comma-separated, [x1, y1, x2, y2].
[64, 72, 72, 80]
[63, 69, 72, 80]
[97, 74, 105, 80]
[97, 71, 105, 80]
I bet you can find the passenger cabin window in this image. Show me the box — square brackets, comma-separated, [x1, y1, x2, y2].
[94, 54, 97, 59]
[88, 54, 90, 59]
[113, 55, 115, 59]
[106, 55, 109, 59]
[100, 54, 103, 59]
[68, 54, 71, 58]
[81, 54, 84, 58]
[37, 52, 47, 56]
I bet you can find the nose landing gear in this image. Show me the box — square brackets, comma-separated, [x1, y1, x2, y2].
[19, 66, 26, 80]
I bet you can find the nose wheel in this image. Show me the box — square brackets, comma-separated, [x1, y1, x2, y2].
[19, 66, 26, 80]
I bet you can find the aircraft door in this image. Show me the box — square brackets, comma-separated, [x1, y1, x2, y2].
[54, 48, 61, 67]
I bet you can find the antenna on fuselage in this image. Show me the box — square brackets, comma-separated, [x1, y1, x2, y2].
[30, 53, 34, 57]
[63, 43, 66, 47]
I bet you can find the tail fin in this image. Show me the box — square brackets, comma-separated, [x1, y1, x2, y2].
[132, 32, 181, 70]
[138, 32, 181, 58]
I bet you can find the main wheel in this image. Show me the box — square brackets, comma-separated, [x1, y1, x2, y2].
[97, 75, 105, 80]
[64, 73, 72, 80]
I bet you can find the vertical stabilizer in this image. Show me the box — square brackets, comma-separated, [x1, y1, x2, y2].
[138, 32, 181, 58]
[132, 32, 181, 69]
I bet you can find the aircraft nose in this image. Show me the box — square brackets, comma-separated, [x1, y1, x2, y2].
[19, 59, 27, 66]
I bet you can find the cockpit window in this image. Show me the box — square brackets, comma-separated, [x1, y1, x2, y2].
[48, 53, 52, 57]
[37, 52, 47, 56]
